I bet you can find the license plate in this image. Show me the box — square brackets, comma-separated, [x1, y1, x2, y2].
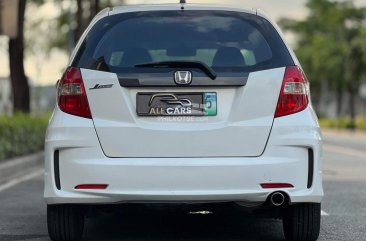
[136, 92, 217, 116]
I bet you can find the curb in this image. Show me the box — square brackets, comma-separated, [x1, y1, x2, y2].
[0, 152, 44, 186]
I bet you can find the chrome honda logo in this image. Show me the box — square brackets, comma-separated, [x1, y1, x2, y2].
[174, 71, 192, 85]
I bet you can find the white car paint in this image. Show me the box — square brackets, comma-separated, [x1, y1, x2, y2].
[81, 67, 284, 158]
[45, 3, 323, 206]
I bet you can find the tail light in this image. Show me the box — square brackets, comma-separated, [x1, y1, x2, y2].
[274, 66, 309, 118]
[58, 67, 92, 118]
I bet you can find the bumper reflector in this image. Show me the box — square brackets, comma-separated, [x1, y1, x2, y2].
[75, 184, 108, 190]
[260, 183, 294, 189]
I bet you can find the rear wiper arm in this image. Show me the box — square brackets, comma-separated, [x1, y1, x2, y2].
[135, 60, 217, 80]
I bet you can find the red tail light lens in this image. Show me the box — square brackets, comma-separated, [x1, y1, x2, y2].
[260, 183, 294, 189]
[75, 184, 108, 190]
[275, 66, 309, 118]
[58, 67, 92, 118]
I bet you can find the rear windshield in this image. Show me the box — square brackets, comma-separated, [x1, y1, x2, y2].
[72, 11, 293, 73]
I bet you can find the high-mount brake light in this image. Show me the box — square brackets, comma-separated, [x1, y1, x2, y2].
[274, 66, 309, 118]
[58, 67, 92, 118]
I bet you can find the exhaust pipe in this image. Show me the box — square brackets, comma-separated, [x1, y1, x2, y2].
[270, 192, 285, 207]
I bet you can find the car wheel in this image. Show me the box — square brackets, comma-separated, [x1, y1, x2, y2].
[283, 203, 321, 241]
[47, 204, 85, 241]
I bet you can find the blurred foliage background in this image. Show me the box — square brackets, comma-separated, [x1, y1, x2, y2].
[0, 114, 48, 160]
[279, 0, 366, 130]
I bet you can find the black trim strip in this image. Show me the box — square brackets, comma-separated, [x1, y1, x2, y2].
[307, 149, 314, 189]
[54, 150, 61, 190]
[118, 76, 248, 88]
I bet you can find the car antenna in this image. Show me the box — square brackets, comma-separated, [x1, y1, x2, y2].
[180, 0, 186, 10]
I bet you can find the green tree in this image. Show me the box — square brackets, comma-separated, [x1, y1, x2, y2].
[48, 0, 125, 53]
[280, 0, 366, 125]
[8, 0, 44, 113]
[9, 0, 29, 113]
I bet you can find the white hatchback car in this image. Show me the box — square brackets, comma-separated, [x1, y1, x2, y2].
[45, 3, 323, 241]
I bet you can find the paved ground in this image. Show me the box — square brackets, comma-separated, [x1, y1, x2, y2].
[0, 129, 365, 241]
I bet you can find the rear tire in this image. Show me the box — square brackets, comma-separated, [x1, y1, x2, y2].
[47, 204, 85, 241]
[283, 203, 321, 241]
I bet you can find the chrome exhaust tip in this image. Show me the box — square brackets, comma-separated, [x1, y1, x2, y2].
[270, 192, 285, 207]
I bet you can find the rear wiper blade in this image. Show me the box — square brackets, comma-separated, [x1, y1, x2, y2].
[135, 61, 217, 80]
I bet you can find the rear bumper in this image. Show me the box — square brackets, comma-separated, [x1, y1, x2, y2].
[45, 153, 323, 205]
[44, 107, 323, 205]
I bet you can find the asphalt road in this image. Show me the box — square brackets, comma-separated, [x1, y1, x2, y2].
[0, 130, 365, 241]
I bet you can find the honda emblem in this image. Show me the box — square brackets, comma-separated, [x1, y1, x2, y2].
[174, 71, 192, 85]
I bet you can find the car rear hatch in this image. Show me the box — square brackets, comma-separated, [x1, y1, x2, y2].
[73, 9, 294, 158]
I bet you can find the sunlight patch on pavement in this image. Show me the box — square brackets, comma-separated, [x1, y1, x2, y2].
[321, 210, 329, 216]
[189, 211, 213, 215]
